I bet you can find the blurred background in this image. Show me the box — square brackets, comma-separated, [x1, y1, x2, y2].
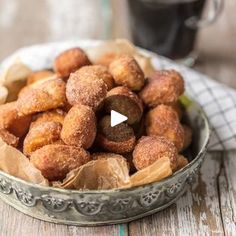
[0, 0, 235, 88]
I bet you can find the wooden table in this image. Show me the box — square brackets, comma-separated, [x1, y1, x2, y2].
[0, 0, 235, 235]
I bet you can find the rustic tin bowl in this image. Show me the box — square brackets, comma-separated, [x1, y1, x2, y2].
[0, 41, 210, 226]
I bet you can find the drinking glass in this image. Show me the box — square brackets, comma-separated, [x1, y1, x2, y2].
[127, 0, 224, 66]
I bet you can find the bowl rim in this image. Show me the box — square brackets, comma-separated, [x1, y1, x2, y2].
[0, 41, 211, 195]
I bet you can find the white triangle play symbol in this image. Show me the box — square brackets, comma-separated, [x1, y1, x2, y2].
[111, 110, 128, 127]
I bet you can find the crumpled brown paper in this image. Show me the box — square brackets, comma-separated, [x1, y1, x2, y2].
[0, 139, 48, 185]
[126, 156, 172, 188]
[55, 156, 172, 190]
[59, 156, 130, 190]
[0, 40, 173, 190]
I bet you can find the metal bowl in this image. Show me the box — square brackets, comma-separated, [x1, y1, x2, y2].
[0, 41, 210, 226]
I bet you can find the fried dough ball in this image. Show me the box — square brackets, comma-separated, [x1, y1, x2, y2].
[96, 115, 136, 153]
[109, 55, 145, 91]
[133, 136, 178, 171]
[17, 78, 66, 115]
[176, 155, 189, 170]
[145, 105, 185, 151]
[23, 121, 62, 156]
[182, 125, 192, 150]
[30, 109, 65, 129]
[30, 144, 91, 181]
[96, 53, 118, 67]
[103, 86, 143, 125]
[75, 65, 114, 90]
[139, 70, 184, 107]
[66, 72, 107, 110]
[54, 48, 91, 78]
[0, 102, 31, 137]
[27, 70, 55, 85]
[0, 129, 19, 147]
[18, 75, 58, 98]
[61, 105, 96, 149]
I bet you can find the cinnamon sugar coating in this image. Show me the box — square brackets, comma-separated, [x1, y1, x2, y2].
[109, 55, 145, 91]
[66, 72, 107, 110]
[75, 65, 114, 90]
[133, 136, 178, 171]
[30, 109, 65, 129]
[139, 70, 184, 107]
[145, 105, 185, 151]
[30, 144, 91, 181]
[54, 48, 91, 78]
[23, 121, 62, 156]
[61, 105, 97, 149]
[17, 78, 66, 115]
[0, 102, 31, 137]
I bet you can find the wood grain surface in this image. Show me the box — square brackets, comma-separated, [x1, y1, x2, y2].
[0, 0, 235, 235]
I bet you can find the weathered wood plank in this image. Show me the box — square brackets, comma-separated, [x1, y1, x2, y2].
[219, 152, 236, 236]
[0, 201, 70, 236]
[0, 200, 121, 236]
[129, 152, 225, 236]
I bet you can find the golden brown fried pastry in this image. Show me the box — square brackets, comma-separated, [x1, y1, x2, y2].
[66, 72, 107, 110]
[96, 116, 136, 153]
[75, 65, 114, 90]
[104, 86, 143, 125]
[176, 155, 189, 170]
[30, 144, 91, 181]
[0, 129, 19, 147]
[23, 121, 62, 156]
[96, 53, 118, 67]
[27, 70, 55, 85]
[30, 109, 65, 129]
[133, 136, 178, 171]
[17, 78, 66, 115]
[139, 70, 184, 107]
[145, 105, 185, 151]
[18, 75, 58, 98]
[109, 55, 145, 91]
[182, 125, 192, 150]
[61, 105, 96, 149]
[0, 102, 31, 137]
[54, 48, 91, 78]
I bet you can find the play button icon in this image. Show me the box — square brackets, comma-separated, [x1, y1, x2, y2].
[111, 110, 128, 127]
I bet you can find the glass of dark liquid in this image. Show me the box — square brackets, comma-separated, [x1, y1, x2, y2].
[127, 0, 224, 65]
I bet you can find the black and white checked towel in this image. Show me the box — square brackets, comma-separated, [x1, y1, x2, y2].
[0, 41, 235, 150]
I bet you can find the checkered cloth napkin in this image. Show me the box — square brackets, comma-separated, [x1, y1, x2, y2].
[1, 41, 235, 151]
